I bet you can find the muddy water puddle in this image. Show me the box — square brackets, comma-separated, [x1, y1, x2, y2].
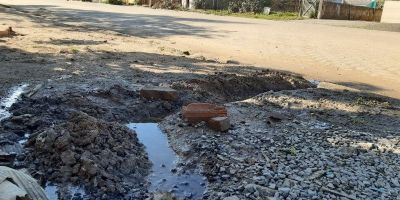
[127, 123, 206, 199]
[45, 183, 86, 199]
[0, 84, 28, 121]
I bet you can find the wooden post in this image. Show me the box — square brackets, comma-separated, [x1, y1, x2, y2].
[299, 0, 303, 17]
[317, 0, 324, 19]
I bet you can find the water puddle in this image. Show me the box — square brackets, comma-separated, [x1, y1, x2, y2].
[0, 84, 28, 121]
[309, 79, 320, 87]
[127, 123, 206, 199]
[18, 133, 30, 145]
[45, 183, 85, 199]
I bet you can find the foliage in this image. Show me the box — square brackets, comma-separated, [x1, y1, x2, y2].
[228, 0, 271, 13]
[194, 0, 270, 13]
[270, 0, 299, 12]
[152, 0, 181, 9]
[108, 0, 124, 5]
[377, 0, 385, 8]
[228, 0, 265, 13]
[195, 9, 302, 20]
[131, 0, 142, 5]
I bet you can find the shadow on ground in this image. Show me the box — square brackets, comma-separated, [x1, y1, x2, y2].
[333, 81, 385, 92]
[6, 4, 243, 38]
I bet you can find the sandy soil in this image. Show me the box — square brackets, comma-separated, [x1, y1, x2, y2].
[0, 5, 317, 199]
[1, 0, 399, 99]
[0, 3, 399, 200]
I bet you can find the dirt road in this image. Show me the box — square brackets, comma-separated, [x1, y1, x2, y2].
[1, 2, 400, 199]
[1, 0, 400, 98]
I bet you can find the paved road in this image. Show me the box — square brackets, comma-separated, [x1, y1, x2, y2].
[2, 0, 400, 98]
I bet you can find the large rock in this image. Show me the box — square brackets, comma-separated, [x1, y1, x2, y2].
[140, 86, 178, 101]
[182, 103, 227, 124]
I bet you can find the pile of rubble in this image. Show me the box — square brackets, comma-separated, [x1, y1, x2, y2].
[23, 112, 151, 199]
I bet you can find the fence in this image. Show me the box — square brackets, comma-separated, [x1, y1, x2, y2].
[318, 0, 382, 21]
[271, 0, 301, 12]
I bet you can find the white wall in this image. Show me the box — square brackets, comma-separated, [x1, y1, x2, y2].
[345, 0, 370, 6]
[381, 1, 400, 23]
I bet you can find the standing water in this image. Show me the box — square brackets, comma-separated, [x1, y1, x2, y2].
[127, 123, 206, 199]
[0, 84, 28, 121]
[45, 183, 85, 199]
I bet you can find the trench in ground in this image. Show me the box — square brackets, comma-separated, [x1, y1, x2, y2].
[0, 72, 315, 199]
[40, 123, 206, 199]
[128, 123, 206, 199]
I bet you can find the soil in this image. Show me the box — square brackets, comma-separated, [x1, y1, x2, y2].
[0, 4, 399, 200]
[171, 72, 314, 103]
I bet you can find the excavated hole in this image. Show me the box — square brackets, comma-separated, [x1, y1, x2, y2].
[0, 71, 315, 199]
[128, 123, 206, 199]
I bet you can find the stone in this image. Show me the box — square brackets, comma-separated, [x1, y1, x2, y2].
[182, 103, 227, 124]
[207, 116, 230, 132]
[326, 172, 335, 178]
[391, 178, 400, 187]
[266, 112, 287, 124]
[244, 184, 276, 197]
[60, 150, 76, 165]
[327, 183, 335, 189]
[278, 187, 290, 196]
[308, 170, 325, 180]
[140, 86, 178, 101]
[223, 196, 240, 200]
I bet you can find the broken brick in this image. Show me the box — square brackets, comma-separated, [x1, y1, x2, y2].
[140, 86, 178, 101]
[0, 27, 16, 38]
[207, 116, 230, 132]
[182, 103, 227, 124]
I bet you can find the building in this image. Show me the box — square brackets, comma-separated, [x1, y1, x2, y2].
[381, 0, 400, 23]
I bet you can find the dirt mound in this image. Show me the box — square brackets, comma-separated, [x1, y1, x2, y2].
[171, 71, 314, 102]
[8, 84, 176, 127]
[23, 112, 151, 199]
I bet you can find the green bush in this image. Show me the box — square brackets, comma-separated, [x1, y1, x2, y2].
[108, 0, 123, 5]
[153, 0, 181, 9]
[228, 0, 268, 13]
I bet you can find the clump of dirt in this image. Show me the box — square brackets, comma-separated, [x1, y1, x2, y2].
[171, 71, 314, 102]
[23, 112, 151, 199]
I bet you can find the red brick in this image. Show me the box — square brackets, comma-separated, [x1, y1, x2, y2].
[182, 103, 227, 124]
